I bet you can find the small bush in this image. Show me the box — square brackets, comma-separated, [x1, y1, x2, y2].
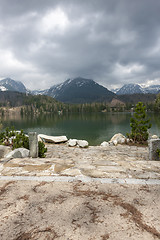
[0, 126, 15, 145]
[0, 127, 47, 158]
[12, 130, 29, 149]
[157, 149, 160, 159]
[38, 141, 47, 158]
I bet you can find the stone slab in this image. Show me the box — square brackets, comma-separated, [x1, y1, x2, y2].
[39, 134, 68, 143]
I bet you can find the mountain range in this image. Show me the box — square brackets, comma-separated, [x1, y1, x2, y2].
[0, 77, 159, 104]
[112, 83, 160, 95]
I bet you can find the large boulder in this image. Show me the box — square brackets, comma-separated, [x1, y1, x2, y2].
[110, 133, 126, 145]
[68, 139, 77, 147]
[38, 134, 68, 143]
[0, 145, 12, 158]
[77, 140, 89, 148]
[4, 148, 30, 159]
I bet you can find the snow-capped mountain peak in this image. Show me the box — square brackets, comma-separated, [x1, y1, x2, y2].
[112, 83, 160, 95]
[0, 78, 27, 93]
[47, 77, 115, 103]
[116, 84, 143, 95]
[144, 85, 160, 94]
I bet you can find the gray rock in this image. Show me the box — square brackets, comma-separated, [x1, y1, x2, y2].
[0, 145, 12, 158]
[5, 148, 30, 159]
[149, 139, 160, 161]
[29, 132, 38, 158]
[77, 140, 89, 148]
[39, 134, 68, 143]
[109, 142, 114, 146]
[68, 139, 77, 147]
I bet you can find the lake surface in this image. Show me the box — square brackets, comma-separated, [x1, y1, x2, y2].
[1, 112, 160, 145]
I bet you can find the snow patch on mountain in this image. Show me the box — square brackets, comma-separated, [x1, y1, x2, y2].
[0, 86, 7, 91]
[144, 85, 160, 94]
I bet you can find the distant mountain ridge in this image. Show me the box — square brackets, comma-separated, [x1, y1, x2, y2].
[0, 78, 26, 93]
[116, 84, 144, 95]
[112, 83, 160, 95]
[0, 78, 160, 104]
[144, 85, 160, 94]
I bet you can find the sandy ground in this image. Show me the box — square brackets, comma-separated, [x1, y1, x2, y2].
[0, 180, 160, 240]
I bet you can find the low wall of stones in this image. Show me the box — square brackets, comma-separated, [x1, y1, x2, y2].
[1, 132, 160, 161]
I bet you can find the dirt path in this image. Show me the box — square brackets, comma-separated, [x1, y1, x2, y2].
[0, 180, 160, 240]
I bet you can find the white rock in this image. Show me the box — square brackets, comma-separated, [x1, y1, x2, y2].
[113, 140, 118, 146]
[119, 138, 126, 144]
[151, 135, 159, 139]
[68, 139, 77, 147]
[110, 133, 126, 145]
[5, 148, 30, 159]
[100, 141, 109, 147]
[38, 134, 68, 143]
[0, 145, 12, 158]
[38, 135, 43, 142]
[77, 140, 89, 148]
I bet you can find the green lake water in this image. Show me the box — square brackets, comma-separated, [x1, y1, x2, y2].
[1, 112, 160, 145]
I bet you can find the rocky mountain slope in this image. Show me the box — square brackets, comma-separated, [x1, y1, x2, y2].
[0, 78, 27, 93]
[47, 77, 116, 103]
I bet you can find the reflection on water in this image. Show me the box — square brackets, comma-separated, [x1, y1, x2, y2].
[1, 112, 160, 145]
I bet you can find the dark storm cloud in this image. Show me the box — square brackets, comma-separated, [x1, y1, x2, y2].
[0, 0, 160, 89]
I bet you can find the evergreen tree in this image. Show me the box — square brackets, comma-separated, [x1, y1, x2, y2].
[155, 93, 160, 112]
[127, 102, 151, 143]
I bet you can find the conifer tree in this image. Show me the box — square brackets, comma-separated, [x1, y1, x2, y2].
[127, 102, 151, 143]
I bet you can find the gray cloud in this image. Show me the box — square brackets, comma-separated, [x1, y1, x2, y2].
[0, 0, 160, 90]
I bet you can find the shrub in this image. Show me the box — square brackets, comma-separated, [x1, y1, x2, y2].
[127, 102, 152, 144]
[157, 149, 160, 159]
[38, 141, 47, 158]
[0, 127, 47, 158]
[0, 126, 16, 145]
[12, 130, 29, 149]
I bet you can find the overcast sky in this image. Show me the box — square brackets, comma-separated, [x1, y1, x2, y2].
[0, 0, 160, 90]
